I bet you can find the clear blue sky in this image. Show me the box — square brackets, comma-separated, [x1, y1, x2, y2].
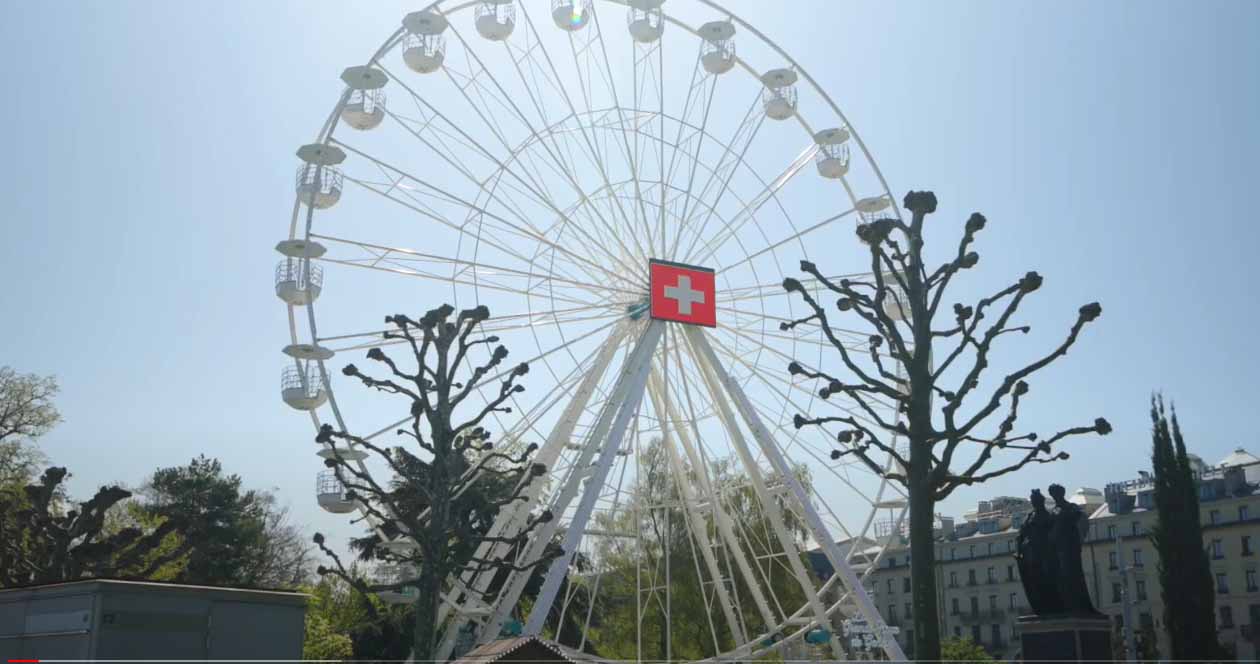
[2, 1, 1257, 551]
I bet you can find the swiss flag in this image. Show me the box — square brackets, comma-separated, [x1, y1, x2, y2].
[649, 259, 717, 327]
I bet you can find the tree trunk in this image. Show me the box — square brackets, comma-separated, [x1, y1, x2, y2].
[908, 452, 940, 663]
[413, 564, 443, 663]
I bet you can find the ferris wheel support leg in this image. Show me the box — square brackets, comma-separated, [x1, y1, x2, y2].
[682, 329, 843, 660]
[433, 327, 628, 661]
[520, 320, 666, 637]
[646, 369, 748, 651]
[685, 326, 909, 662]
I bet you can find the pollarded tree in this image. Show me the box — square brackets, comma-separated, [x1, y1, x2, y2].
[312, 304, 558, 662]
[0, 467, 190, 586]
[783, 191, 1110, 661]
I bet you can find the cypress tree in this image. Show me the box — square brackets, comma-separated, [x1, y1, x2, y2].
[1149, 395, 1225, 661]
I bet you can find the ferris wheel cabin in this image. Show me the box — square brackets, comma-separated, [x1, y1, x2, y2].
[475, 1, 516, 41]
[761, 68, 798, 120]
[341, 89, 385, 130]
[699, 21, 736, 75]
[281, 362, 327, 411]
[275, 259, 323, 306]
[814, 127, 851, 179]
[316, 470, 357, 514]
[552, 0, 592, 31]
[402, 12, 448, 73]
[627, 0, 665, 43]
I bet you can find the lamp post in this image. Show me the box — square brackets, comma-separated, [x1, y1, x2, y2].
[1115, 533, 1137, 662]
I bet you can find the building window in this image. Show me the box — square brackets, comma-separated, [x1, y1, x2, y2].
[889, 604, 898, 621]
[988, 542, 994, 555]
[1131, 521, 1140, 536]
[1136, 579, 1147, 601]
[950, 571, 958, 588]
[1212, 539, 1225, 560]
[953, 625, 961, 638]
[1133, 549, 1144, 568]
[1007, 540, 1014, 553]
[1107, 524, 1117, 539]
[1243, 535, 1254, 556]
[951, 547, 956, 560]
[903, 577, 911, 593]
[969, 545, 976, 558]
[1007, 564, 1016, 581]
[1217, 572, 1230, 594]
[987, 566, 996, 583]
[905, 603, 912, 620]
[1010, 592, 1018, 609]
[971, 625, 981, 643]
[1108, 551, 1119, 570]
[887, 579, 894, 594]
[1250, 604, 1260, 626]
[1140, 612, 1155, 630]
[1210, 509, 1221, 525]
[1221, 605, 1235, 628]
[1241, 505, 1251, 521]
[951, 597, 960, 615]
[1246, 570, 1258, 592]
[887, 556, 897, 568]
[970, 596, 980, 617]
[991, 624, 1002, 645]
[1112, 583, 1122, 603]
[968, 569, 977, 586]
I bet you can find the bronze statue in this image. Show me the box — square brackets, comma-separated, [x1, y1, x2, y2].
[1014, 485, 1100, 616]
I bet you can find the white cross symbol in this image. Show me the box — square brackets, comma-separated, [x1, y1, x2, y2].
[664, 275, 706, 315]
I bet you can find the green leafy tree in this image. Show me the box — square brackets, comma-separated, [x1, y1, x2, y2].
[142, 455, 312, 588]
[783, 191, 1109, 661]
[313, 305, 557, 663]
[941, 636, 994, 662]
[575, 439, 812, 661]
[0, 367, 60, 488]
[1150, 396, 1226, 660]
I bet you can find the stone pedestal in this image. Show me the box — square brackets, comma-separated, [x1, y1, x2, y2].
[1016, 614, 1112, 662]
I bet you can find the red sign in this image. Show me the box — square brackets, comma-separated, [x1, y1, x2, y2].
[649, 259, 717, 327]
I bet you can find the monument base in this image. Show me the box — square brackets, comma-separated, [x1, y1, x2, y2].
[1016, 614, 1112, 662]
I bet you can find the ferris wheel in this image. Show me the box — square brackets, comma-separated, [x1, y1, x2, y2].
[277, 1, 911, 660]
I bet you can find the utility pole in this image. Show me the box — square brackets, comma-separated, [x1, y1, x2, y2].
[1115, 533, 1136, 662]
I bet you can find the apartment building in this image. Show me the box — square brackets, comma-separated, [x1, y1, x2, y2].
[827, 448, 1260, 660]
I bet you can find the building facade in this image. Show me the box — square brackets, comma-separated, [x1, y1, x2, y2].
[851, 449, 1260, 661]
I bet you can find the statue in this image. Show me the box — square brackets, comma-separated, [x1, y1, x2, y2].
[1048, 483, 1098, 615]
[1015, 489, 1062, 614]
[1014, 485, 1100, 616]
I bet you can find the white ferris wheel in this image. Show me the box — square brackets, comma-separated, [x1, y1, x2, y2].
[277, 1, 910, 660]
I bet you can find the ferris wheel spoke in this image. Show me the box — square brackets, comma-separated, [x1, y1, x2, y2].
[716, 206, 859, 278]
[688, 143, 817, 267]
[675, 91, 765, 261]
[584, 9, 666, 258]
[381, 66, 644, 288]
[333, 139, 637, 289]
[314, 232, 628, 295]
[439, 19, 651, 284]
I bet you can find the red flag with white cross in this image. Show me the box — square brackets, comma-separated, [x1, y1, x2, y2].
[649, 259, 717, 327]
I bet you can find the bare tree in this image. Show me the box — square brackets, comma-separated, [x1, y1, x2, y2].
[313, 304, 557, 662]
[0, 467, 190, 587]
[783, 191, 1111, 660]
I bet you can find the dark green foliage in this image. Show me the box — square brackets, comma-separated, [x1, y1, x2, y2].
[0, 467, 189, 586]
[143, 455, 311, 588]
[1149, 395, 1227, 661]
